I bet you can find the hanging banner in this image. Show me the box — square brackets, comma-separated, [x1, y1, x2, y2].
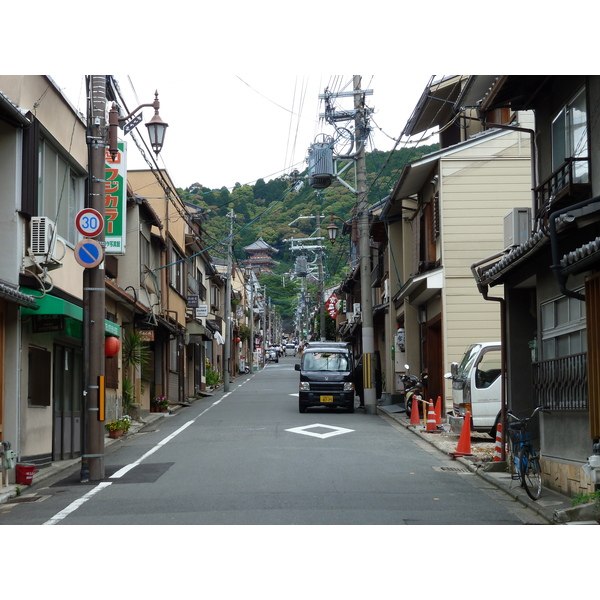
[326, 293, 338, 319]
[104, 141, 127, 254]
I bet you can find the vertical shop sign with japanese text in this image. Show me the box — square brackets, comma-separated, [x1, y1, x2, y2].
[105, 142, 127, 254]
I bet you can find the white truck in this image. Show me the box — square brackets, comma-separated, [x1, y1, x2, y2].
[445, 342, 502, 437]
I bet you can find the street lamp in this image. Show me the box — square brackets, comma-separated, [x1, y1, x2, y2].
[108, 90, 168, 160]
[326, 213, 352, 244]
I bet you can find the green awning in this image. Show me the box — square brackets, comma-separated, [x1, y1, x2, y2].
[20, 287, 120, 337]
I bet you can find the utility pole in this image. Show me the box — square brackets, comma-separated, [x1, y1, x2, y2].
[248, 269, 254, 371]
[316, 211, 326, 340]
[224, 209, 234, 391]
[262, 285, 267, 362]
[82, 75, 107, 481]
[354, 75, 377, 414]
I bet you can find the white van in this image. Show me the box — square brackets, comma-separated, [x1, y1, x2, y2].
[284, 343, 296, 356]
[445, 342, 502, 436]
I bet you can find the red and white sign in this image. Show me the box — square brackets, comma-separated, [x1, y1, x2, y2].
[326, 293, 339, 319]
[75, 208, 104, 237]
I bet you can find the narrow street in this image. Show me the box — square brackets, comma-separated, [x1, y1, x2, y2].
[2, 356, 547, 526]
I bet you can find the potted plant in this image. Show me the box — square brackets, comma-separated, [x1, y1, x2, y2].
[152, 395, 169, 413]
[104, 415, 131, 438]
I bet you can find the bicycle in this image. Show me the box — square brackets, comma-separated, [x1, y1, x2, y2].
[506, 406, 550, 501]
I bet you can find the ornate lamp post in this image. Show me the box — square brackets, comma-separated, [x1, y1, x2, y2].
[108, 90, 168, 160]
[326, 213, 352, 244]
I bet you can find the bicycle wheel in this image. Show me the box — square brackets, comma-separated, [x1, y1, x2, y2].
[519, 446, 542, 500]
[507, 440, 521, 484]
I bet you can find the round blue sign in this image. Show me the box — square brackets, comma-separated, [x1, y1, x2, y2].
[74, 239, 104, 268]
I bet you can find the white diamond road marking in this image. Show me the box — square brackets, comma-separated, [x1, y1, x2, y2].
[285, 423, 355, 439]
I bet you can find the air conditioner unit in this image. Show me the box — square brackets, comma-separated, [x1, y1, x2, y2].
[29, 216, 64, 269]
[31, 216, 56, 255]
[503, 207, 531, 249]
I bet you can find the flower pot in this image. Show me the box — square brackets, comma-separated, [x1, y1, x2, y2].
[108, 429, 124, 439]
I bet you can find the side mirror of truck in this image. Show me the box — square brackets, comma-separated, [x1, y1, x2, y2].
[295, 364, 300, 371]
[449, 362, 459, 378]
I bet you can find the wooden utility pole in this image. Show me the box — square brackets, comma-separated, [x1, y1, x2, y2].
[81, 75, 107, 481]
[354, 75, 377, 414]
[224, 210, 234, 391]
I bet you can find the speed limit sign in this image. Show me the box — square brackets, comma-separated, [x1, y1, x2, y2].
[75, 208, 104, 237]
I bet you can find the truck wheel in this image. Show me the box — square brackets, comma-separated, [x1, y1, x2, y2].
[490, 412, 501, 438]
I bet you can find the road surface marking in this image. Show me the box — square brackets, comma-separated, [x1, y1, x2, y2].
[285, 423, 355, 439]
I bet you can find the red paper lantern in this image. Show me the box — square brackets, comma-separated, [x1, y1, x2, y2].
[235, 337, 241, 344]
[105, 336, 120, 357]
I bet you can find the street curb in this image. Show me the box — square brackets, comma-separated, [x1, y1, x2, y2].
[376, 405, 586, 525]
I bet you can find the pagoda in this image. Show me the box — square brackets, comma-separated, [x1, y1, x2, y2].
[243, 237, 279, 275]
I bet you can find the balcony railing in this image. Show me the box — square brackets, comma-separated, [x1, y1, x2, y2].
[534, 158, 591, 221]
[532, 352, 587, 410]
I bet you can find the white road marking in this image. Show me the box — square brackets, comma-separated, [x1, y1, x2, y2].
[285, 423, 355, 439]
[44, 392, 232, 524]
[43, 481, 112, 525]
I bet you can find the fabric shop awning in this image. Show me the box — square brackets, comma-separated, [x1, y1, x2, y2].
[20, 287, 120, 336]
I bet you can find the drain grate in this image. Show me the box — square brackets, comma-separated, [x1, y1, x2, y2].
[10, 495, 50, 503]
[433, 466, 471, 474]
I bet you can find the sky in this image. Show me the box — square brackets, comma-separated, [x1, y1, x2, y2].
[53, 73, 434, 192]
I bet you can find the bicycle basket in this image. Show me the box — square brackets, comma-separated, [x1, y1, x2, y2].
[508, 423, 532, 444]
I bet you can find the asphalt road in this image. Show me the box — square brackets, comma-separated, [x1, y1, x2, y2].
[1, 356, 546, 525]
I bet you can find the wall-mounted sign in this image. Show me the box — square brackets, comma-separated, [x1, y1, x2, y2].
[137, 330, 155, 342]
[326, 293, 338, 319]
[33, 314, 65, 333]
[105, 142, 127, 254]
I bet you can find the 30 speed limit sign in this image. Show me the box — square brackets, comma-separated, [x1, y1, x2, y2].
[75, 208, 104, 237]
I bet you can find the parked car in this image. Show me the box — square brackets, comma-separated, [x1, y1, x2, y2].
[295, 346, 357, 413]
[445, 342, 502, 436]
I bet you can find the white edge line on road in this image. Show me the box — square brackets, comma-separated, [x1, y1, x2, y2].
[45, 390, 235, 523]
[43, 481, 112, 525]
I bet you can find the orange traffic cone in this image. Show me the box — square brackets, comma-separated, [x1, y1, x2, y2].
[425, 400, 439, 433]
[448, 411, 473, 458]
[493, 422, 503, 462]
[408, 397, 421, 427]
[434, 396, 442, 426]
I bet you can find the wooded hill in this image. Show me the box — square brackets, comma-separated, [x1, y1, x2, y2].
[176, 143, 439, 332]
